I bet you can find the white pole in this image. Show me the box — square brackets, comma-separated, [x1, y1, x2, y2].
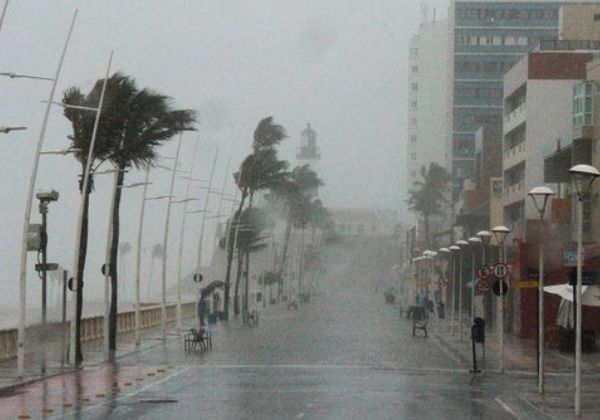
[0, 0, 9, 35]
[458, 250, 463, 341]
[212, 157, 231, 250]
[69, 51, 113, 366]
[160, 134, 183, 340]
[539, 226, 545, 395]
[103, 168, 119, 357]
[471, 248, 475, 321]
[134, 167, 150, 347]
[575, 199, 583, 416]
[196, 148, 219, 273]
[451, 254, 456, 335]
[175, 137, 200, 331]
[17, 10, 77, 376]
[498, 243, 505, 373]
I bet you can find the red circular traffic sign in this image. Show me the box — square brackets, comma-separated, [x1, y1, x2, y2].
[477, 266, 491, 280]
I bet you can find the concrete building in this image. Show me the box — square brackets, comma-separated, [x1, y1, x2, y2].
[560, 3, 600, 41]
[406, 18, 448, 197]
[502, 50, 594, 238]
[448, 0, 568, 200]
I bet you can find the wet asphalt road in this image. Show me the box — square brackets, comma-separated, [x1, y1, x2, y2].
[0, 278, 550, 419]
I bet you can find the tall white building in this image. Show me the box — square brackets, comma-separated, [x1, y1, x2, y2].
[406, 18, 449, 202]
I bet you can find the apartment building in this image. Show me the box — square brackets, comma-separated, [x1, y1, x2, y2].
[406, 18, 448, 196]
[448, 0, 566, 200]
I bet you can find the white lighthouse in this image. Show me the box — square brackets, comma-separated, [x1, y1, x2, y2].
[297, 123, 320, 173]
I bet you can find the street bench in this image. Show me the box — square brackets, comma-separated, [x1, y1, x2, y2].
[407, 306, 428, 338]
[242, 310, 259, 326]
[183, 328, 212, 352]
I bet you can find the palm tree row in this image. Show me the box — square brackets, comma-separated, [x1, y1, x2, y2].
[62, 72, 195, 362]
[222, 119, 331, 317]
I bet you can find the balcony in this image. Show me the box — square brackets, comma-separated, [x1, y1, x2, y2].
[503, 103, 526, 134]
[503, 142, 526, 170]
[503, 181, 525, 206]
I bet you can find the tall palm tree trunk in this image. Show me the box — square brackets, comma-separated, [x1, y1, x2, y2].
[243, 250, 250, 313]
[233, 251, 243, 316]
[224, 191, 246, 318]
[278, 216, 293, 297]
[108, 165, 125, 353]
[75, 167, 93, 364]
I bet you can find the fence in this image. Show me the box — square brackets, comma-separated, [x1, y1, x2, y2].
[0, 301, 196, 361]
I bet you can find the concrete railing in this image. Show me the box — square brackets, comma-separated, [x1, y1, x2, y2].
[0, 302, 196, 361]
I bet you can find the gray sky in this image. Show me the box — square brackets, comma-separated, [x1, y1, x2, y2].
[0, 0, 448, 313]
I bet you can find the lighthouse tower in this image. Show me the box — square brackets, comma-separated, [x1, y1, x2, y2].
[297, 123, 320, 173]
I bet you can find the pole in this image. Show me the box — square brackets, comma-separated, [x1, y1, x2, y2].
[498, 243, 505, 373]
[0, 0, 8, 36]
[575, 198, 583, 416]
[69, 50, 113, 366]
[538, 224, 545, 394]
[18, 10, 77, 376]
[134, 167, 150, 347]
[61, 270, 67, 367]
[175, 137, 200, 332]
[459, 250, 463, 341]
[103, 168, 119, 358]
[40, 202, 48, 376]
[196, 148, 219, 273]
[471, 247, 475, 321]
[161, 133, 183, 340]
[451, 253, 456, 335]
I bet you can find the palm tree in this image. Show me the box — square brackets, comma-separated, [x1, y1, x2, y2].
[223, 117, 288, 317]
[274, 165, 323, 286]
[407, 162, 449, 249]
[63, 73, 195, 358]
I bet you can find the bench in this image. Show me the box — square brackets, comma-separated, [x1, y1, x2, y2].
[408, 306, 428, 338]
[184, 328, 212, 352]
[242, 310, 259, 326]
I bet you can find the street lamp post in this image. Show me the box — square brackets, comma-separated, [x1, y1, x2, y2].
[174, 137, 201, 332]
[456, 240, 469, 341]
[160, 134, 184, 340]
[528, 186, 555, 395]
[0, 126, 26, 134]
[569, 164, 599, 416]
[468, 237, 482, 321]
[438, 248, 451, 320]
[492, 225, 511, 374]
[196, 148, 219, 274]
[449, 245, 460, 335]
[15, 10, 78, 377]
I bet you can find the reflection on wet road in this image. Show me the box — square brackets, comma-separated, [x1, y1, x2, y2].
[0, 281, 534, 419]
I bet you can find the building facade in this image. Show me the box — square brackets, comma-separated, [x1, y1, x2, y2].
[448, 0, 564, 200]
[406, 18, 449, 197]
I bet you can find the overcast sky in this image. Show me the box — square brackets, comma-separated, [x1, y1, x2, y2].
[0, 0, 448, 314]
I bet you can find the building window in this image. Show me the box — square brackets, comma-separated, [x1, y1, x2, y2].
[504, 35, 516, 46]
[410, 135, 417, 143]
[411, 100, 418, 110]
[410, 153, 416, 160]
[410, 48, 418, 58]
[411, 118, 417, 126]
[594, 14, 600, 21]
[517, 36, 528, 46]
[411, 83, 418, 91]
[411, 65, 419, 73]
[493, 36, 502, 46]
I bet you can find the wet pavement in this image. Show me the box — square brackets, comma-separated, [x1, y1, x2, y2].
[1, 276, 600, 419]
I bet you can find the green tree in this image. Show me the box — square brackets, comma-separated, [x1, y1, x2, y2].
[63, 73, 195, 359]
[407, 162, 449, 249]
[223, 117, 288, 318]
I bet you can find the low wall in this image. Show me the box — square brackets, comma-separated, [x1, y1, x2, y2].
[0, 302, 196, 361]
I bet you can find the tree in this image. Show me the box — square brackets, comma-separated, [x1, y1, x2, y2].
[63, 73, 195, 359]
[223, 117, 288, 317]
[407, 162, 449, 249]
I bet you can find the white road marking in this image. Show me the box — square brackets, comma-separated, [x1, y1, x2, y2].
[495, 397, 519, 419]
[297, 413, 305, 418]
